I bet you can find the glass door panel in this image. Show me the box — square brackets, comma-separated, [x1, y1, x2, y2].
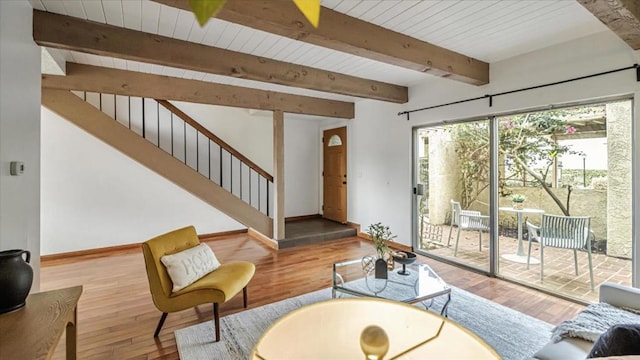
[496, 100, 633, 302]
[415, 120, 491, 272]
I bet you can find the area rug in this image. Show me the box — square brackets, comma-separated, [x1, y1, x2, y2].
[175, 286, 554, 359]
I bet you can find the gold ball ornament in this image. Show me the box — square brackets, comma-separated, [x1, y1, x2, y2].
[360, 325, 389, 360]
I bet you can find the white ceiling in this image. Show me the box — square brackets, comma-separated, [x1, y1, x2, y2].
[30, 0, 610, 103]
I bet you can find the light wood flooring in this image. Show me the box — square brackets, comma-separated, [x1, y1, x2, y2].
[40, 234, 585, 359]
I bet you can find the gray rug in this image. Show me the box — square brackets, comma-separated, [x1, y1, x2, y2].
[175, 286, 553, 359]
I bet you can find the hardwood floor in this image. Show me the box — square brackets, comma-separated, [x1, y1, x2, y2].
[40, 234, 585, 359]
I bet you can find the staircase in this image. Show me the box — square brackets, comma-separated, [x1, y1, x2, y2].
[42, 89, 274, 237]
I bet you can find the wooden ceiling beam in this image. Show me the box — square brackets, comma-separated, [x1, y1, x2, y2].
[578, 0, 640, 49]
[154, 0, 489, 85]
[42, 63, 355, 119]
[32, 10, 407, 104]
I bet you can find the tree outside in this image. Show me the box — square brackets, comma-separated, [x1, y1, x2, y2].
[448, 105, 605, 216]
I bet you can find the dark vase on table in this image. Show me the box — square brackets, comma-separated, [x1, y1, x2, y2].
[0, 249, 33, 314]
[374, 258, 388, 279]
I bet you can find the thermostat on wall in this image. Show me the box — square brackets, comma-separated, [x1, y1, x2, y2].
[10, 161, 24, 176]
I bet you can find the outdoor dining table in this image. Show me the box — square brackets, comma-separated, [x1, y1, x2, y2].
[498, 207, 545, 264]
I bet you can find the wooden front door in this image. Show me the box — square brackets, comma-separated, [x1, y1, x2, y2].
[323, 127, 347, 223]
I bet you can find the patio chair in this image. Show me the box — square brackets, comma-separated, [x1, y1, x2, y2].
[447, 200, 490, 256]
[526, 214, 594, 290]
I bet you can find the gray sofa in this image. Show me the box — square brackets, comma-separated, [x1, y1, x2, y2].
[533, 282, 640, 360]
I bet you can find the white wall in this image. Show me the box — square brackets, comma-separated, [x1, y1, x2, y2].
[284, 115, 320, 217]
[0, 1, 42, 289]
[41, 107, 244, 255]
[345, 31, 640, 249]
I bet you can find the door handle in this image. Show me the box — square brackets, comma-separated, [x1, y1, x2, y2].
[342, 181, 347, 184]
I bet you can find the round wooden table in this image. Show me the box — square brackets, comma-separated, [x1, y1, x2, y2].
[252, 298, 500, 359]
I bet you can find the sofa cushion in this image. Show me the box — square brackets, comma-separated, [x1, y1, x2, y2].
[161, 243, 221, 292]
[534, 337, 593, 360]
[587, 324, 640, 358]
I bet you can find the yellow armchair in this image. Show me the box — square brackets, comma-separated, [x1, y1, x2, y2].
[142, 225, 255, 341]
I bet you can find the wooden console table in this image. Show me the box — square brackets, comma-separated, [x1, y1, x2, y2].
[0, 285, 82, 360]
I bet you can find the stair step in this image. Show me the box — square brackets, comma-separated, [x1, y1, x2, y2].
[279, 218, 357, 248]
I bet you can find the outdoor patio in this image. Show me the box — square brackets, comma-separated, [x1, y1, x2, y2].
[420, 224, 632, 303]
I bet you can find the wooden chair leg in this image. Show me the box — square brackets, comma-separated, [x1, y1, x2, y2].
[153, 312, 168, 338]
[243, 286, 248, 308]
[213, 303, 220, 342]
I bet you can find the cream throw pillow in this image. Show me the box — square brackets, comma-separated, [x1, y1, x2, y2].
[160, 243, 221, 292]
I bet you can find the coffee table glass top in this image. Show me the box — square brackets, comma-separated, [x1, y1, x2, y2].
[332, 258, 450, 305]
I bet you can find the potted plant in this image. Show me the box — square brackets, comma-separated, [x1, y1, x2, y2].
[511, 194, 526, 210]
[366, 222, 397, 259]
[366, 223, 397, 279]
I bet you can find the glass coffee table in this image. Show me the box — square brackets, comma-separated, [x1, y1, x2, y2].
[332, 258, 452, 316]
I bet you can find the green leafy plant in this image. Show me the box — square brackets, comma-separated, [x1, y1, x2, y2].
[366, 222, 397, 258]
[511, 194, 526, 203]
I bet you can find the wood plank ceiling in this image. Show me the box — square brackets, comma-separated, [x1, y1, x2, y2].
[31, 0, 609, 107]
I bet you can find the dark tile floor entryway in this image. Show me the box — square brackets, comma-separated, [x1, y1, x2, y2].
[279, 218, 356, 249]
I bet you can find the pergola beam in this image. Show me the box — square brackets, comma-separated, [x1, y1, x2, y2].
[578, 0, 640, 49]
[154, 0, 489, 85]
[33, 10, 407, 104]
[554, 131, 606, 140]
[42, 63, 355, 119]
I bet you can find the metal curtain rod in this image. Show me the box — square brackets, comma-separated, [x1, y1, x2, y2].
[398, 64, 640, 120]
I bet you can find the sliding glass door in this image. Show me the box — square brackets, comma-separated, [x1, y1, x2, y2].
[414, 99, 634, 302]
[414, 120, 490, 272]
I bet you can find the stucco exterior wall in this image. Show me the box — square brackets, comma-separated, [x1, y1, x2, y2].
[496, 187, 607, 240]
[469, 186, 608, 240]
[606, 100, 633, 258]
[428, 129, 459, 224]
